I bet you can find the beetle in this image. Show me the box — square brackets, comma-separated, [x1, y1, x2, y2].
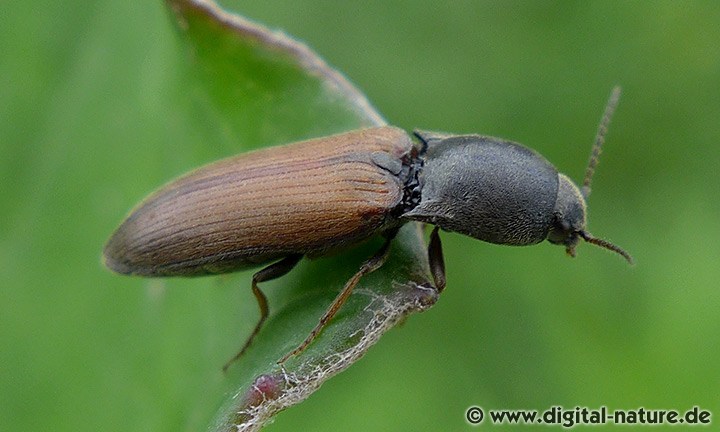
[103, 87, 631, 369]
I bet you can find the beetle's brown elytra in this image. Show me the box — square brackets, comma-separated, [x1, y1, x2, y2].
[104, 88, 631, 369]
[103, 127, 416, 277]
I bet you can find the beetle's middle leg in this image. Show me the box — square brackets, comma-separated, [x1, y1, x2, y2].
[428, 226, 446, 292]
[223, 254, 302, 372]
[278, 230, 398, 363]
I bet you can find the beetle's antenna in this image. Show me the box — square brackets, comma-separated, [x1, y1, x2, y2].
[581, 86, 622, 199]
[579, 230, 634, 265]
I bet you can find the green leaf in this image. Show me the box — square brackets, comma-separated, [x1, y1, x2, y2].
[214, 226, 437, 431]
[162, 1, 437, 430]
[166, 0, 385, 147]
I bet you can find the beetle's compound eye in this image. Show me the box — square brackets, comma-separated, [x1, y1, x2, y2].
[546, 214, 580, 247]
[546, 209, 583, 257]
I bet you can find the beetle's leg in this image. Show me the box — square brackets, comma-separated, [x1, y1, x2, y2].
[278, 231, 397, 363]
[223, 254, 302, 372]
[428, 226, 446, 292]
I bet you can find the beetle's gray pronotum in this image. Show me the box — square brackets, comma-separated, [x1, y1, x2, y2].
[104, 87, 632, 368]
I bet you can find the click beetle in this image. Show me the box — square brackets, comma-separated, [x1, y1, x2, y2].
[103, 87, 631, 368]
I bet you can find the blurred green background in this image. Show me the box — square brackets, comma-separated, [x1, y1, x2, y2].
[2, 1, 719, 431]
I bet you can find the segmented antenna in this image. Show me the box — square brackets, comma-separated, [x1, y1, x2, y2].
[581, 86, 622, 199]
[579, 230, 634, 265]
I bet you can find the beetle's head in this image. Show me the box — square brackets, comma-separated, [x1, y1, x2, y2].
[546, 174, 631, 264]
[546, 86, 633, 264]
[547, 173, 586, 252]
